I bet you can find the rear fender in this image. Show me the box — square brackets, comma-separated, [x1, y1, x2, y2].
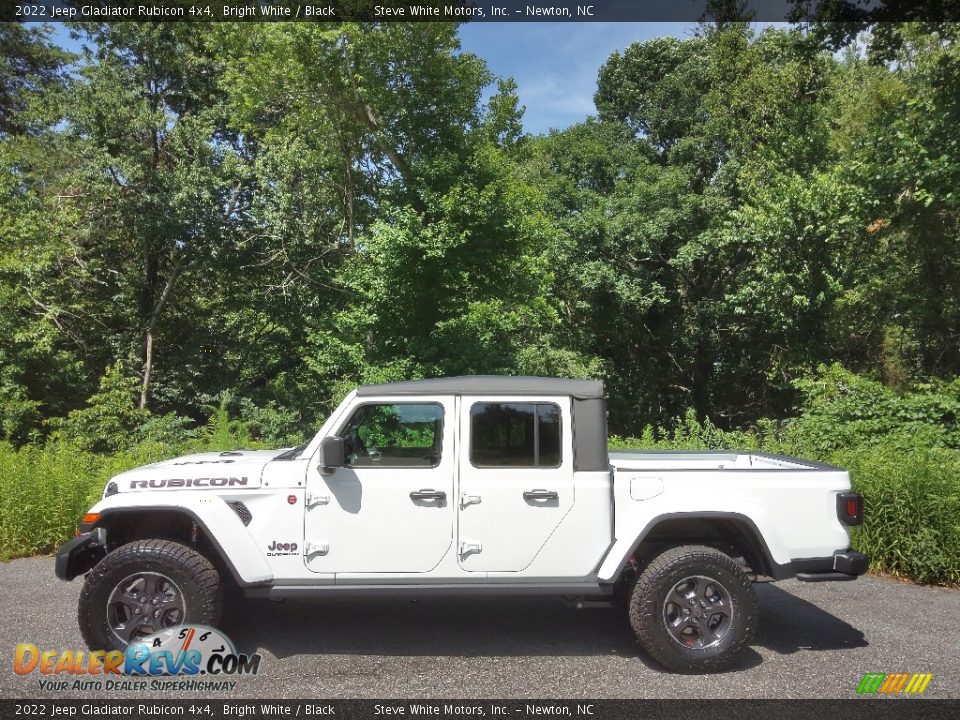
[598, 509, 785, 583]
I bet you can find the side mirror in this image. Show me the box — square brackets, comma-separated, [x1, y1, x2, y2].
[318, 436, 346, 475]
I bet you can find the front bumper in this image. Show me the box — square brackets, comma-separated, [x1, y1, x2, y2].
[794, 549, 870, 582]
[54, 529, 107, 581]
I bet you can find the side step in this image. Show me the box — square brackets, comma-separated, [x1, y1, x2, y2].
[563, 597, 618, 609]
[796, 572, 859, 582]
[250, 582, 612, 600]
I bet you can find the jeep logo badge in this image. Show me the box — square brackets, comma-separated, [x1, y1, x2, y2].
[267, 541, 298, 557]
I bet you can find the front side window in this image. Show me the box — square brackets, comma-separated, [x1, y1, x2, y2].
[341, 403, 443, 468]
[470, 402, 562, 468]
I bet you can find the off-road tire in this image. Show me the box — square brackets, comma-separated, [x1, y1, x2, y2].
[628, 544, 758, 673]
[78, 539, 223, 652]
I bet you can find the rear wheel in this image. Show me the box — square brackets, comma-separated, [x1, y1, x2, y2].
[628, 544, 758, 673]
[78, 539, 223, 651]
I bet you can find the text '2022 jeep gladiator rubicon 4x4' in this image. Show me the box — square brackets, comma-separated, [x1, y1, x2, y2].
[56, 376, 867, 673]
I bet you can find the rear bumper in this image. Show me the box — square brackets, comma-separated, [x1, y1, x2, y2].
[775, 549, 869, 582]
[54, 529, 106, 581]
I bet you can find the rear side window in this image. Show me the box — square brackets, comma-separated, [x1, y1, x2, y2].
[470, 402, 562, 468]
[340, 403, 444, 468]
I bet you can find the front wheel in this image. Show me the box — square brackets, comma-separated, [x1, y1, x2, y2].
[78, 539, 223, 651]
[628, 545, 758, 673]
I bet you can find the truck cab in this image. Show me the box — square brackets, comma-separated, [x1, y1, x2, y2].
[298, 377, 612, 582]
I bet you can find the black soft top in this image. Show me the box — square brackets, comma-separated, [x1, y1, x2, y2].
[356, 375, 604, 399]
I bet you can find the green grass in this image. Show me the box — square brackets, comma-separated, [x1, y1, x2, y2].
[0, 443, 168, 559]
[0, 420, 274, 560]
[834, 447, 960, 586]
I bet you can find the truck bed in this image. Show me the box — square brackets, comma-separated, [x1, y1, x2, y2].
[608, 450, 835, 472]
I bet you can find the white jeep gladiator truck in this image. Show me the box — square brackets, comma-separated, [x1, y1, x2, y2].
[56, 376, 867, 673]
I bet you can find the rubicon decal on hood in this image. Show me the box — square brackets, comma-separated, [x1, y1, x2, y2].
[129, 477, 249, 489]
[109, 449, 279, 492]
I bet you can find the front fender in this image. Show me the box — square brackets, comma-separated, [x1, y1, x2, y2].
[86, 492, 274, 585]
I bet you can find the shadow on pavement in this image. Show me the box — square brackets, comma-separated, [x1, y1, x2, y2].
[754, 583, 868, 654]
[219, 582, 864, 670]
[223, 596, 635, 659]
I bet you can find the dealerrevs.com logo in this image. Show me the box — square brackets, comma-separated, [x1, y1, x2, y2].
[13, 625, 260, 692]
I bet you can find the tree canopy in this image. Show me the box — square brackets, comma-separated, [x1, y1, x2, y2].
[2, 21, 959, 446]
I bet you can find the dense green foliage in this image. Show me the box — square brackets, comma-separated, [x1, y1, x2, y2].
[4, 21, 960, 437]
[2, 365, 957, 585]
[1, 22, 959, 582]
[0, 409, 271, 560]
[609, 366, 960, 586]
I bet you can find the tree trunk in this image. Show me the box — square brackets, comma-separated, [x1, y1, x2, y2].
[139, 252, 187, 409]
[137, 183, 241, 409]
[692, 334, 713, 422]
[140, 330, 153, 409]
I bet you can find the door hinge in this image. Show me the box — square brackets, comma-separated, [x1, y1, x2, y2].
[460, 493, 481, 509]
[459, 540, 482, 556]
[304, 541, 329, 557]
[305, 492, 330, 509]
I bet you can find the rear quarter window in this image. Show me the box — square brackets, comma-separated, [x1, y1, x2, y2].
[470, 402, 562, 468]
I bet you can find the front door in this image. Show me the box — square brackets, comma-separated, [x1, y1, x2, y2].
[304, 397, 455, 573]
[457, 396, 574, 572]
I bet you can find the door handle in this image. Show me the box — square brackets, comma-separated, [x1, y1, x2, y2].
[523, 489, 559, 501]
[410, 489, 446, 502]
[460, 493, 482, 509]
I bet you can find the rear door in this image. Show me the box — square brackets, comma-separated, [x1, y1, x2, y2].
[456, 396, 574, 572]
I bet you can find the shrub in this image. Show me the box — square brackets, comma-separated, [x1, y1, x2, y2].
[609, 410, 782, 452]
[2, 365, 958, 586]
[610, 375, 960, 586]
[46, 362, 149, 453]
[0, 442, 169, 560]
[837, 446, 960, 586]
[791, 364, 960, 454]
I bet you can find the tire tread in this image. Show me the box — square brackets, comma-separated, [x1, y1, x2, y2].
[78, 539, 222, 651]
[628, 544, 758, 673]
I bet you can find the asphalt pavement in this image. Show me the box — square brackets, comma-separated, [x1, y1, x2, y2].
[1, 556, 957, 699]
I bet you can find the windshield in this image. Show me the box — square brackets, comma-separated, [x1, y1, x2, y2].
[273, 440, 310, 461]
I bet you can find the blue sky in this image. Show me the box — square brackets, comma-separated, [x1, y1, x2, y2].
[49, 22, 699, 136]
[459, 22, 697, 134]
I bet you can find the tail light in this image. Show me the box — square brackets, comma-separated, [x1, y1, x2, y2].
[837, 492, 863, 526]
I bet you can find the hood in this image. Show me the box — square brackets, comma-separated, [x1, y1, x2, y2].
[109, 449, 287, 494]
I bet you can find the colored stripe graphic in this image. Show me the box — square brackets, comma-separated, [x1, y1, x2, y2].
[858, 673, 932, 695]
[910, 674, 933, 694]
[857, 673, 885, 694]
[880, 673, 906, 693]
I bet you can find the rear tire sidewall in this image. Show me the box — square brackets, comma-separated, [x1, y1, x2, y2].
[78, 540, 222, 652]
[629, 546, 758, 673]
